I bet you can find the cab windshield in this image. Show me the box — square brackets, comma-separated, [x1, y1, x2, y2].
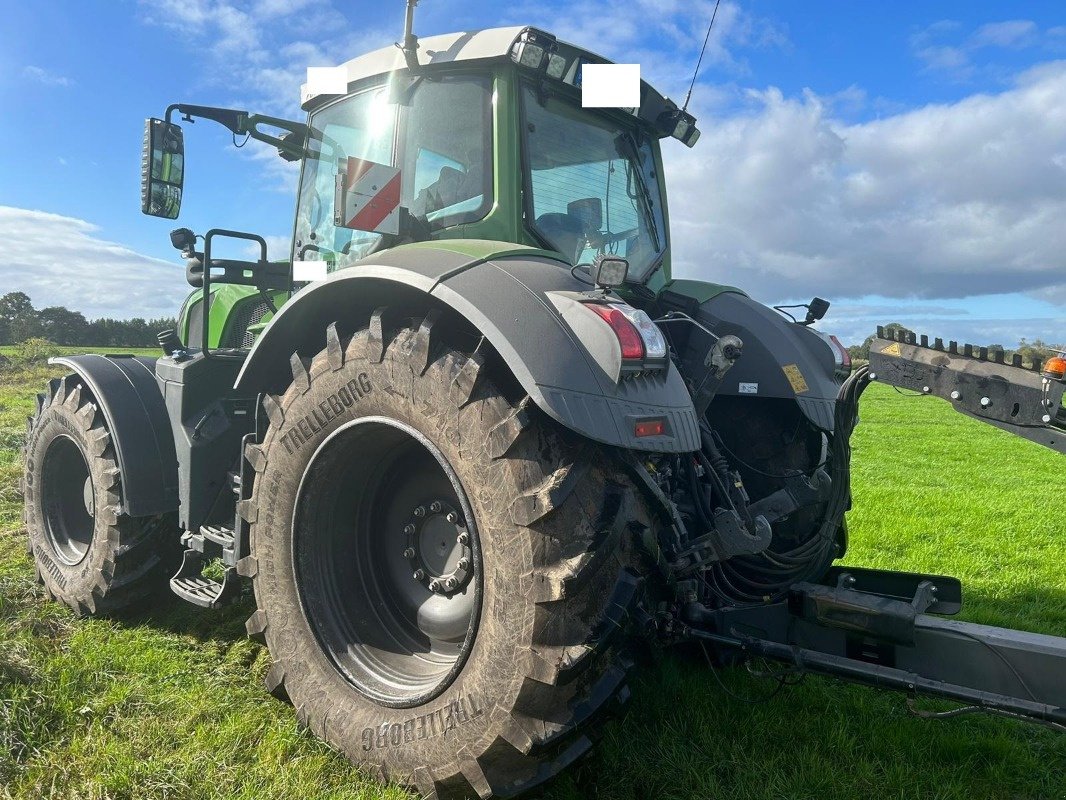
[521, 85, 667, 282]
[293, 76, 493, 270]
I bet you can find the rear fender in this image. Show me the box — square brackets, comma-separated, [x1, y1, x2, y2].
[235, 242, 700, 452]
[664, 286, 841, 431]
[49, 355, 179, 516]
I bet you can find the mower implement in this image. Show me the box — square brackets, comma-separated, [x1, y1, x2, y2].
[20, 11, 1065, 798]
[869, 326, 1065, 453]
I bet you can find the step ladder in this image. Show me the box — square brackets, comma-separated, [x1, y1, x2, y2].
[169, 459, 252, 609]
[169, 524, 241, 608]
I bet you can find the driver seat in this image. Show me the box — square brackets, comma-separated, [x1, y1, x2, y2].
[535, 213, 585, 263]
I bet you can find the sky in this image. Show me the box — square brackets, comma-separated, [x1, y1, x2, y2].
[1, 0, 1064, 346]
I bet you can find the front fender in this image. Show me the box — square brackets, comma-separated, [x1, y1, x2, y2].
[235, 242, 699, 453]
[49, 355, 179, 516]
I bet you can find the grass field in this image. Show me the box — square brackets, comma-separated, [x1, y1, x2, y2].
[1, 349, 1063, 800]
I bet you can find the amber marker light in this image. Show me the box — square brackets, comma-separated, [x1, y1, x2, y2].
[1042, 356, 1065, 381]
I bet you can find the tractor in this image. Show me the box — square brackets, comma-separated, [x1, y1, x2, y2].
[21, 11, 1065, 799]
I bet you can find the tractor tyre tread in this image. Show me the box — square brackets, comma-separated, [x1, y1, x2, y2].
[245, 317, 652, 799]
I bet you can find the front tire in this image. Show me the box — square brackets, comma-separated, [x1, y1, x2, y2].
[244, 312, 649, 798]
[22, 375, 178, 615]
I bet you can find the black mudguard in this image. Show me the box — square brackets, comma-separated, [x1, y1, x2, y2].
[695, 292, 841, 431]
[235, 243, 700, 453]
[49, 355, 179, 516]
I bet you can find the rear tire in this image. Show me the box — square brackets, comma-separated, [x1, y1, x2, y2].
[244, 312, 650, 798]
[22, 375, 178, 616]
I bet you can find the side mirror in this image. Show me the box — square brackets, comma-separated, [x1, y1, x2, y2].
[141, 118, 184, 219]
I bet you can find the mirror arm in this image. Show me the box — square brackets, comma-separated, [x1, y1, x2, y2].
[243, 114, 309, 160]
[164, 104, 307, 159]
[166, 103, 249, 134]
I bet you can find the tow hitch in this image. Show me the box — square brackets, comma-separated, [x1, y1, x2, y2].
[680, 566, 1066, 729]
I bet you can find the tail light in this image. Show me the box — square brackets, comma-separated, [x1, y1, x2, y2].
[583, 301, 668, 371]
[585, 304, 644, 360]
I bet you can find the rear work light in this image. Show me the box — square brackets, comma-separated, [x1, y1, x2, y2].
[584, 301, 669, 369]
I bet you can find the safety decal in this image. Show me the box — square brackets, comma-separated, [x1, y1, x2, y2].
[338, 156, 401, 235]
[880, 342, 902, 357]
[781, 364, 809, 394]
[738, 382, 759, 394]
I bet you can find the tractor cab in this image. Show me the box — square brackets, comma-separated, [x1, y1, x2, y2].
[290, 27, 696, 284]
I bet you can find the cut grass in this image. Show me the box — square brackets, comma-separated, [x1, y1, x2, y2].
[1, 355, 1063, 799]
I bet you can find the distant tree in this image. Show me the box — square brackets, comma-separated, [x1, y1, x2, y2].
[38, 306, 90, 345]
[0, 291, 40, 343]
[0, 292, 175, 347]
[1015, 338, 1061, 367]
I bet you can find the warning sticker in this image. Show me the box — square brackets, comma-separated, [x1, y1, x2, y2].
[338, 156, 401, 235]
[738, 382, 759, 394]
[781, 364, 809, 394]
[880, 342, 902, 357]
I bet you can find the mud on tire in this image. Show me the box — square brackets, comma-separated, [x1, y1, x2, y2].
[244, 311, 651, 799]
[22, 374, 179, 616]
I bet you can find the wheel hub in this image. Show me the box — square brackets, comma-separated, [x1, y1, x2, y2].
[403, 499, 472, 595]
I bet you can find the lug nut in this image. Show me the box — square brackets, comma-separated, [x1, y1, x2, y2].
[413, 506, 425, 518]
[950, 390, 961, 401]
[403, 524, 415, 535]
[428, 579, 441, 592]
[457, 532, 469, 545]
[446, 512, 458, 524]
[445, 577, 457, 590]
[429, 501, 442, 513]
[457, 557, 470, 570]
[413, 569, 425, 581]
[403, 547, 415, 559]
[921, 385, 930, 394]
[980, 396, 992, 408]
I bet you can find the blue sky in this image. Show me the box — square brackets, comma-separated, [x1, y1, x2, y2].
[1, 0, 1064, 346]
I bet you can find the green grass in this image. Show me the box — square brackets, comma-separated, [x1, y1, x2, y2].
[1, 355, 1063, 800]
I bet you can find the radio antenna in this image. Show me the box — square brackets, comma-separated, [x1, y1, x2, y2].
[682, 0, 722, 114]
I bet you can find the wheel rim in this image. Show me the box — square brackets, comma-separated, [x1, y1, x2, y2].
[293, 417, 482, 707]
[41, 434, 95, 565]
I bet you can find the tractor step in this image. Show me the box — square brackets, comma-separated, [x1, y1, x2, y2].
[169, 525, 240, 608]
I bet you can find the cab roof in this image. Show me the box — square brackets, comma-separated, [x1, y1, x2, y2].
[301, 26, 530, 109]
[299, 25, 701, 148]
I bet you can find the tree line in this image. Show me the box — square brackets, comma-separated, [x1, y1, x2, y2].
[0, 292, 176, 348]
[848, 322, 1063, 366]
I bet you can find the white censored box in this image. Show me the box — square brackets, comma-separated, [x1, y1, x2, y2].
[581, 63, 640, 108]
[306, 66, 348, 95]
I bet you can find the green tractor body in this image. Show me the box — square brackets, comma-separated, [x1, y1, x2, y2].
[21, 20, 1064, 799]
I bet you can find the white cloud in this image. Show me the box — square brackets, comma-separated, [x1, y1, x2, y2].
[665, 62, 1066, 325]
[21, 66, 72, 87]
[912, 18, 1054, 80]
[0, 207, 187, 319]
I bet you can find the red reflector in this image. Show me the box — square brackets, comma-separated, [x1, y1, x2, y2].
[586, 304, 645, 360]
[634, 419, 665, 437]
